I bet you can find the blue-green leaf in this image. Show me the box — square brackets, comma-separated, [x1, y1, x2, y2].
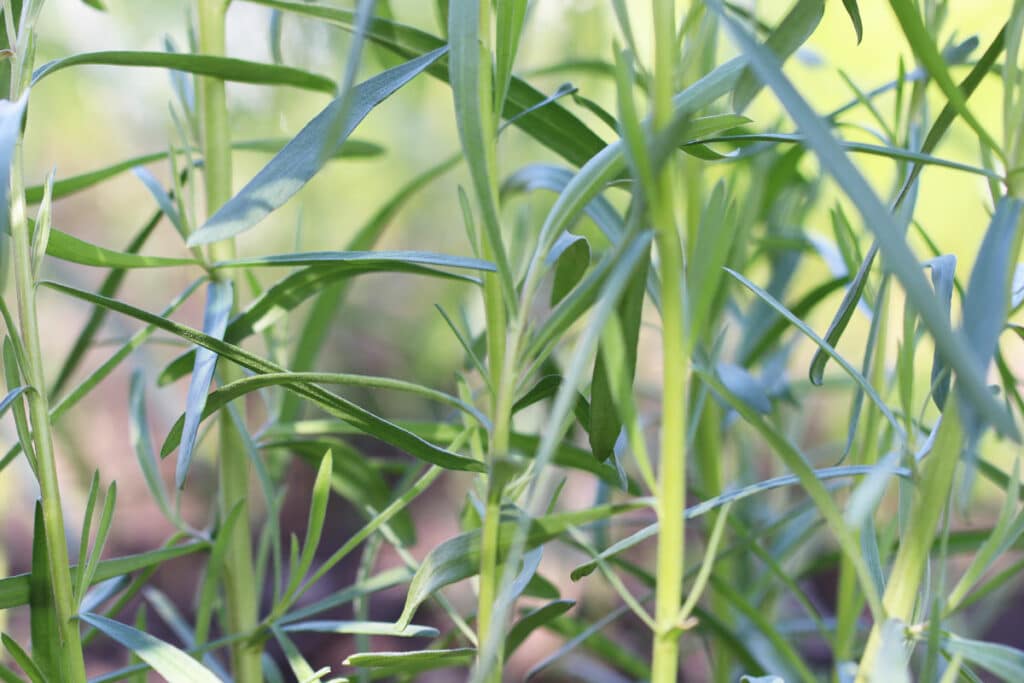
[79, 613, 222, 683]
[187, 47, 446, 247]
[176, 280, 233, 489]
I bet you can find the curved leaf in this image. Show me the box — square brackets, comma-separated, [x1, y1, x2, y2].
[187, 47, 447, 246]
[78, 613, 221, 683]
[33, 51, 336, 93]
[41, 280, 482, 473]
[159, 257, 481, 385]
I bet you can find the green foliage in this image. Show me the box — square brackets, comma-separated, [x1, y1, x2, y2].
[0, 2, 1023, 682]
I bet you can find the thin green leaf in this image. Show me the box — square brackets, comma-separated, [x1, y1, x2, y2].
[128, 372, 173, 523]
[176, 280, 233, 489]
[0, 542, 208, 609]
[23, 139, 381, 205]
[32, 51, 335, 92]
[281, 449, 333, 604]
[547, 233, 590, 306]
[28, 503, 57, 681]
[343, 648, 476, 674]
[29, 168, 53, 277]
[887, 0, 1001, 154]
[841, 0, 863, 43]
[282, 621, 438, 638]
[161, 372, 487, 457]
[1, 634, 45, 683]
[244, 0, 606, 167]
[187, 47, 447, 246]
[733, 0, 825, 112]
[44, 226, 196, 269]
[214, 249, 493, 272]
[505, 600, 575, 656]
[79, 613, 222, 683]
[272, 439, 416, 545]
[926, 255, 957, 409]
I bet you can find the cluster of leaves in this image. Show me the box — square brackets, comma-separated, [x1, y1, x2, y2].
[1, 0, 1024, 682]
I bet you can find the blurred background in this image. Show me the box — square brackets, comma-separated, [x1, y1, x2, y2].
[0, 0, 1017, 679]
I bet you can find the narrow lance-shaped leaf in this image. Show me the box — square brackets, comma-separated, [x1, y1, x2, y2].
[176, 279, 233, 489]
[449, 0, 516, 304]
[589, 247, 648, 462]
[842, 0, 864, 43]
[243, 0, 606, 167]
[30, 168, 53, 277]
[187, 47, 447, 246]
[887, 0, 1001, 154]
[32, 51, 336, 93]
[547, 233, 590, 306]
[78, 613, 222, 683]
[23, 138, 382, 204]
[715, 2, 1018, 439]
[29, 503, 58, 682]
[733, 0, 825, 112]
[926, 255, 956, 409]
[129, 371, 173, 522]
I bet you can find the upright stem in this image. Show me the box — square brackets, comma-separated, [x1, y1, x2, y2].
[196, 2, 260, 681]
[3, 3, 86, 676]
[9, 139, 87, 682]
[650, 1, 689, 682]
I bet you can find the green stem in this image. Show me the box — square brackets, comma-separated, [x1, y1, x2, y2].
[4, 4, 86, 676]
[10, 141, 88, 683]
[857, 399, 964, 679]
[472, 1, 513, 679]
[196, 2, 260, 681]
[651, 1, 688, 682]
[835, 281, 890, 668]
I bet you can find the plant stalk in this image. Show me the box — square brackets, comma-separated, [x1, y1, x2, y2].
[4, 4, 87, 677]
[650, 1, 689, 681]
[196, 2, 260, 681]
[9, 141, 88, 683]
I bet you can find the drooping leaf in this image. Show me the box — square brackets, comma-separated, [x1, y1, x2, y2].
[176, 279, 233, 489]
[160, 254, 481, 385]
[841, 0, 863, 43]
[505, 600, 575, 656]
[42, 281, 483, 473]
[187, 47, 447, 246]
